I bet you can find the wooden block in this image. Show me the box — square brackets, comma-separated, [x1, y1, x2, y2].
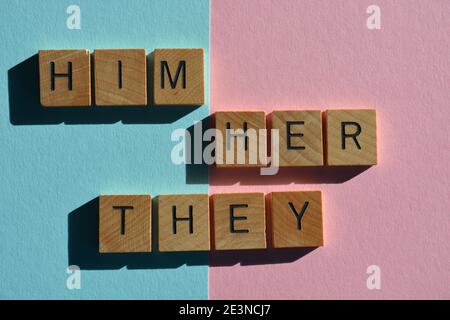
[39, 50, 91, 107]
[326, 109, 377, 166]
[271, 191, 323, 248]
[94, 49, 147, 106]
[212, 193, 266, 250]
[271, 110, 323, 166]
[215, 111, 267, 167]
[99, 195, 152, 253]
[158, 194, 210, 252]
[153, 48, 204, 106]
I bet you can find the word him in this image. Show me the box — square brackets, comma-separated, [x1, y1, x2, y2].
[39, 48, 204, 107]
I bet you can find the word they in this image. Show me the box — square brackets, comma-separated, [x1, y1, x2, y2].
[99, 192, 323, 253]
[39, 48, 204, 106]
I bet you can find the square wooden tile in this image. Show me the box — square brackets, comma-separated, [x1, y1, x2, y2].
[99, 195, 152, 253]
[271, 191, 323, 248]
[153, 48, 204, 106]
[271, 110, 323, 166]
[215, 111, 267, 167]
[158, 194, 210, 252]
[39, 50, 91, 107]
[94, 49, 147, 106]
[326, 109, 377, 166]
[212, 193, 266, 250]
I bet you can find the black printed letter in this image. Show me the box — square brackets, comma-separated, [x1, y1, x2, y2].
[172, 205, 193, 234]
[229, 204, 249, 233]
[112, 206, 134, 235]
[341, 121, 362, 150]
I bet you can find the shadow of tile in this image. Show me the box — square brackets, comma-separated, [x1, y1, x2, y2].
[68, 197, 208, 270]
[209, 165, 371, 185]
[209, 247, 317, 267]
[8, 54, 200, 125]
[185, 115, 211, 184]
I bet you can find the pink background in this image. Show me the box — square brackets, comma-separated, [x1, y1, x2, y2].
[209, 0, 450, 299]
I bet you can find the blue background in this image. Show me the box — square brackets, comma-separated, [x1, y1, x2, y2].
[0, 0, 210, 299]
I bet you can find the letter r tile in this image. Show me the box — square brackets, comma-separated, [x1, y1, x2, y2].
[99, 195, 152, 253]
[326, 109, 377, 166]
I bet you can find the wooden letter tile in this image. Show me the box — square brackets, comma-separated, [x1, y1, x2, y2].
[99, 195, 152, 253]
[271, 191, 323, 248]
[158, 194, 210, 252]
[94, 49, 147, 106]
[39, 50, 91, 107]
[212, 193, 266, 250]
[271, 110, 323, 166]
[153, 48, 204, 106]
[215, 111, 267, 167]
[326, 109, 377, 166]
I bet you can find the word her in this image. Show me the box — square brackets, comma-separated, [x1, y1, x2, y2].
[99, 191, 323, 253]
[38, 48, 204, 106]
[174, 109, 377, 168]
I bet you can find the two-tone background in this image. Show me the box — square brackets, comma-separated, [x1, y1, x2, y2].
[0, 0, 448, 299]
